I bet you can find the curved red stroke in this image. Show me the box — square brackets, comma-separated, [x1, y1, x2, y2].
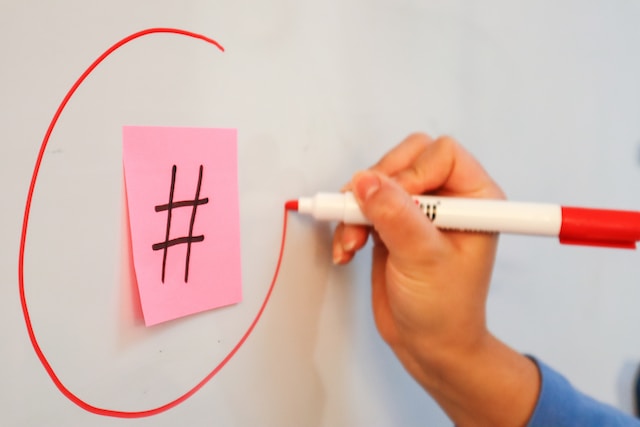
[19, 28, 290, 418]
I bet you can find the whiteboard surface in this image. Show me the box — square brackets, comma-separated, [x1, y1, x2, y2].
[2, 1, 640, 426]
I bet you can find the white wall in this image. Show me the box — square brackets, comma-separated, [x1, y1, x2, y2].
[2, 1, 640, 426]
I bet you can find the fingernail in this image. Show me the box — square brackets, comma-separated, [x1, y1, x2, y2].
[333, 245, 344, 265]
[353, 171, 381, 202]
[342, 239, 356, 252]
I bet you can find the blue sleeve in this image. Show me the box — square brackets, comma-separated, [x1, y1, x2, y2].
[527, 358, 640, 427]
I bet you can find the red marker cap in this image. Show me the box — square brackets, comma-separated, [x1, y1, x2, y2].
[560, 206, 640, 249]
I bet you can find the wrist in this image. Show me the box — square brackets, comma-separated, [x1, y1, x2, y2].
[404, 333, 540, 427]
[407, 328, 494, 392]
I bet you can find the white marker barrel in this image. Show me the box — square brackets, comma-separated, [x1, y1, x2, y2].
[298, 192, 562, 236]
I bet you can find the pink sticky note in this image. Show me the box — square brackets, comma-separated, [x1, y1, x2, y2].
[123, 126, 242, 326]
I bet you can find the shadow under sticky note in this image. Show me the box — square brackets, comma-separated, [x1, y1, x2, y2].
[123, 126, 241, 326]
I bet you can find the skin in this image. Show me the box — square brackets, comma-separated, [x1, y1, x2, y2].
[332, 133, 540, 427]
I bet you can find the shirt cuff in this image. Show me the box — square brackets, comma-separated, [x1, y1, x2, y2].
[527, 357, 640, 427]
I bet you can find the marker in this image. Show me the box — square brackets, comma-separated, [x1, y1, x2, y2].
[286, 193, 640, 249]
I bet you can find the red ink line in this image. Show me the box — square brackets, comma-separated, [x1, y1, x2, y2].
[17, 28, 294, 419]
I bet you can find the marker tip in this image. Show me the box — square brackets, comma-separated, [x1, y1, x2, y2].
[285, 200, 299, 211]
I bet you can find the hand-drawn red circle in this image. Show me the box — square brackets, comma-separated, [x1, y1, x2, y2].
[18, 28, 290, 418]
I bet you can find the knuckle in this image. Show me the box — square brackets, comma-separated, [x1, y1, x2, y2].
[408, 161, 426, 182]
[405, 132, 432, 147]
[376, 193, 413, 224]
[434, 135, 458, 153]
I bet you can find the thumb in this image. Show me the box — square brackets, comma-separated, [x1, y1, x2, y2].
[351, 170, 443, 261]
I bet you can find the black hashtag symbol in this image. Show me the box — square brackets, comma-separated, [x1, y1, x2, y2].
[152, 165, 209, 283]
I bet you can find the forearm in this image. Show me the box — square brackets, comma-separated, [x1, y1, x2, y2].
[402, 333, 540, 427]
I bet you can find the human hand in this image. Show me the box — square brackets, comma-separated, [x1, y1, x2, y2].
[332, 134, 538, 426]
[333, 133, 503, 357]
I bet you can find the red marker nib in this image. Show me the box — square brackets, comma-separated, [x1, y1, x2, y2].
[285, 200, 299, 211]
